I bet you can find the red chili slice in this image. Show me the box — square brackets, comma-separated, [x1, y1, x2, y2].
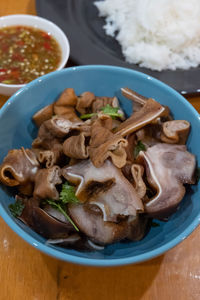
[1, 44, 9, 52]
[10, 69, 20, 79]
[12, 53, 24, 62]
[16, 40, 25, 46]
[0, 69, 7, 72]
[43, 42, 52, 50]
[41, 32, 51, 40]
[0, 75, 8, 82]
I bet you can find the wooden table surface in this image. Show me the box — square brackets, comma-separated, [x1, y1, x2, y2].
[1, 1, 200, 300]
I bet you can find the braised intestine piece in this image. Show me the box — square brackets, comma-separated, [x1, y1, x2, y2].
[37, 146, 63, 168]
[37, 116, 83, 139]
[161, 120, 190, 144]
[131, 164, 146, 199]
[32, 104, 54, 127]
[32, 88, 81, 127]
[76, 91, 125, 120]
[33, 166, 62, 200]
[76, 91, 96, 114]
[62, 159, 143, 221]
[137, 143, 196, 218]
[89, 115, 128, 168]
[63, 131, 90, 159]
[0, 148, 39, 186]
[125, 134, 136, 162]
[53, 88, 81, 122]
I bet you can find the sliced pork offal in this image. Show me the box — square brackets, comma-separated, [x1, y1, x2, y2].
[62, 159, 144, 222]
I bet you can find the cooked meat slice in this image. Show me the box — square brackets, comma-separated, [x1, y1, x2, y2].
[137, 143, 196, 218]
[33, 166, 62, 200]
[69, 204, 127, 245]
[62, 159, 143, 221]
[89, 115, 128, 168]
[63, 131, 90, 159]
[161, 120, 190, 144]
[0, 148, 39, 186]
[32, 103, 54, 127]
[19, 198, 75, 239]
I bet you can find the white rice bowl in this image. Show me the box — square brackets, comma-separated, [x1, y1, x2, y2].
[94, 0, 200, 71]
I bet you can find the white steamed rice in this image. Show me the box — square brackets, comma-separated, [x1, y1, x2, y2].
[94, 0, 200, 71]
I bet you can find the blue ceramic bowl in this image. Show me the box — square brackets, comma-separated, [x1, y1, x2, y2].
[0, 66, 199, 266]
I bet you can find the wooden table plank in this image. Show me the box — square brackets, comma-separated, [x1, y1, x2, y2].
[0, 1, 200, 300]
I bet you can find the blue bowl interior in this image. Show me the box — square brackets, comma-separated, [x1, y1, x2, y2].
[0, 66, 199, 266]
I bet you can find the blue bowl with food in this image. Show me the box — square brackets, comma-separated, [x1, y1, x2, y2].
[0, 65, 199, 266]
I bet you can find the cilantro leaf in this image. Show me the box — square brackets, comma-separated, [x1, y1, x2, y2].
[45, 199, 79, 232]
[101, 104, 118, 114]
[59, 182, 79, 204]
[80, 104, 123, 120]
[9, 200, 25, 218]
[80, 113, 96, 120]
[101, 104, 123, 119]
[134, 141, 146, 158]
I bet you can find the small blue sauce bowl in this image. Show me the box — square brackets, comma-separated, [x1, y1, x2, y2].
[0, 65, 199, 266]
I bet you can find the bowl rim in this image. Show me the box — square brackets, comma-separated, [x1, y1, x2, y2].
[0, 14, 70, 89]
[0, 65, 199, 266]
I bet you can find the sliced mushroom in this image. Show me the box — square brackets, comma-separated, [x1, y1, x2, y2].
[161, 120, 190, 144]
[33, 166, 62, 200]
[137, 143, 196, 218]
[0, 148, 39, 186]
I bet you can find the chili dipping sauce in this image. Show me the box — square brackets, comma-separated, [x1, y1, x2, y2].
[0, 26, 62, 84]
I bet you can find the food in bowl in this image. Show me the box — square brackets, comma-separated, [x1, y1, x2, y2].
[0, 25, 61, 84]
[0, 86, 197, 250]
[94, 0, 200, 71]
[0, 14, 70, 96]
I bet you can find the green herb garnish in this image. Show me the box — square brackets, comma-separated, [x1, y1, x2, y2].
[134, 141, 146, 158]
[45, 199, 79, 231]
[80, 113, 96, 119]
[59, 182, 79, 204]
[9, 199, 25, 218]
[45, 182, 80, 231]
[80, 104, 123, 120]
